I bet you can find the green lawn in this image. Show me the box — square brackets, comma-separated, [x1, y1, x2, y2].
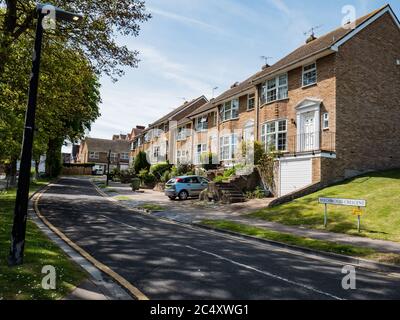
[201, 220, 400, 265]
[250, 169, 400, 242]
[0, 181, 86, 300]
[139, 204, 165, 212]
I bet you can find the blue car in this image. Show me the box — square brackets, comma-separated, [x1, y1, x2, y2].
[165, 176, 209, 200]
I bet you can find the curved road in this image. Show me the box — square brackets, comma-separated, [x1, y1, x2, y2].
[36, 177, 400, 300]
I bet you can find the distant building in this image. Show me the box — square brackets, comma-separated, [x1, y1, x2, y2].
[78, 136, 131, 174]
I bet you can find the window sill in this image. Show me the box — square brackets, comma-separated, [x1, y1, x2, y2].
[302, 82, 317, 89]
[260, 98, 289, 108]
[219, 118, 239, 124]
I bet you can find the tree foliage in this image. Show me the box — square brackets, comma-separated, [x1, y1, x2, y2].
[0, 0, 151, 79]
[0, 19, 101, 177]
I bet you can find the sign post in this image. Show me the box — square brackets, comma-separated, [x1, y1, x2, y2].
[319, 198, 366, 232]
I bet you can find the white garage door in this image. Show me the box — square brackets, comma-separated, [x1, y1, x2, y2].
[280, 159, 312, 196]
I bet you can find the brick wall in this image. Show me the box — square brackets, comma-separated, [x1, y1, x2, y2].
[333, 12, 400, 181]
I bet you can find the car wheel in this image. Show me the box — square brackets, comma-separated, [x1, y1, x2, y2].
[178, 190, 189, 201]
[168, 196, 176, 200]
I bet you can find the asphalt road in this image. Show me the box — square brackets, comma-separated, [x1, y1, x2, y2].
[36, 177, 400, 300]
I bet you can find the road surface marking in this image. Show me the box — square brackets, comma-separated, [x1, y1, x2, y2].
[186, 245, 344, 300]
[33, 184, 149, 301]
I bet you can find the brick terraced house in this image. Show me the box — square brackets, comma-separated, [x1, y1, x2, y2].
[130, 5, 400, 197]
[78, 136, 131, 174]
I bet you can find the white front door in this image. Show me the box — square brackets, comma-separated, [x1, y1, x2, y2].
[302, 112, 316, 151]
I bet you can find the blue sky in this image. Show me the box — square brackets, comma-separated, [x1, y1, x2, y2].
[88, 0, 400, 139]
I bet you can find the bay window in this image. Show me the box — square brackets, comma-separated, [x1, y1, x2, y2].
[261, 120, 287, 152]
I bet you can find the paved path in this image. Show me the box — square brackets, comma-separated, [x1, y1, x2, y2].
[37, 177, 400, 300]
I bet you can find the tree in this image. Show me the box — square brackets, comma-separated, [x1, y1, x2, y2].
[0, 27, 101, 179]
[134, 151, 150, 173]
[0, 0, 151, 79]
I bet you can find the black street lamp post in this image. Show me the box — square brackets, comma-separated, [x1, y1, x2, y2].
[8, 4, 83, 266]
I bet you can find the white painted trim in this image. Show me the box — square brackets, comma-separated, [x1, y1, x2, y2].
[302, 62, 317, 87]
[278, 152, 337, 161]
[295, 98, 323, 110]
[331, 6, 400, 51]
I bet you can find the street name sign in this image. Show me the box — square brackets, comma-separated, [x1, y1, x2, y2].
[319, 197, 367, 232]
[319, 198, 367, 208]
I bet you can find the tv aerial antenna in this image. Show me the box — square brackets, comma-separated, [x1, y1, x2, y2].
[304, 25, 323, 38]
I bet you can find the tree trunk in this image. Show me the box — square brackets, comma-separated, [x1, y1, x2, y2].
[35, 160, 40, 180]
[7, 159, 18, 187]
[45, 138, 63, 178]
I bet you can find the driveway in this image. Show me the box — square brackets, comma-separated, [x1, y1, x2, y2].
[36, 177, 400, 300]
[94, 178, 274, 224]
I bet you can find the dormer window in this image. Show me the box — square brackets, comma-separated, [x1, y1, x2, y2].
[302, 62, 317, 87]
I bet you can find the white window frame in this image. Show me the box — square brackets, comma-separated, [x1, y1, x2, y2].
[177, 126, 187, 141]
[261, 119, 288, 152]
[261, 74, 288, 104]
[177, 149, 189, 164]
[153, 146, 160, 159]
[220, 99, 239, 122]
[219, 134, 238, 161]
[121, 153, 129, 160]
[195, 144, 207, 164]
[247, 93, 255, 110]
[195, 116, 208, 132]
[89, 152, 99, 160]
[302, 62, 317, 87]
[323, 113, 329, 130]
[110, 153, 118, 162]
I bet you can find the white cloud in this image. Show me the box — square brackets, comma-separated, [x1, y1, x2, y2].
[148, 7, 227, 35]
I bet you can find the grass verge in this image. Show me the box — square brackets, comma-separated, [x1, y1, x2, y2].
[250, 169, 400, 242]
[201, 220, 400, 265]
[0, 180, 87, 300]
[138, 204, 165, 212]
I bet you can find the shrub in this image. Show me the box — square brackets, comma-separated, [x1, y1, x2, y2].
[245, 187, 266, 200]
[131, 178, 141, 191]
[213, 167, 236, 183]
[109, 167, 121, 181]
[119, 167, 136, 184]
[134, 151, 150, 173]
[160, 170, 171, 183]
[150, 162, 172, 181]
[170, 164, 194, 177]
[138, 169, 156, 186]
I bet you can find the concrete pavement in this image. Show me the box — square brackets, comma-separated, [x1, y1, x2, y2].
[36, 177, 400, 300]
